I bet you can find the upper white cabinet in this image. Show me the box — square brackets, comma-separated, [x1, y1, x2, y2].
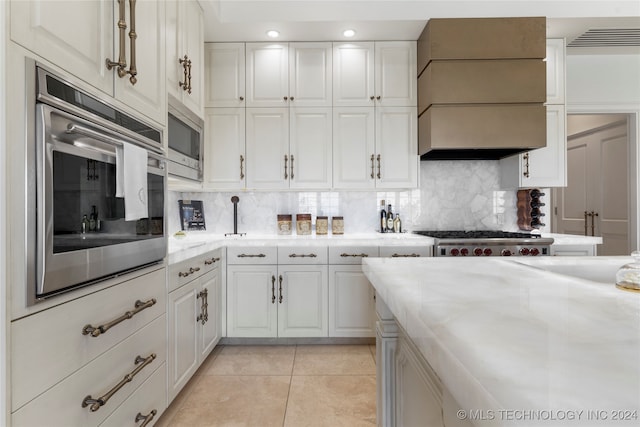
[500, 39, 567, 189]
[333, 41, 416, 107]
[11, 0, 166, 125]
[203, 107, 246, 189]
[167, 0, 204, 117]
[205, 43, 246, 107]
[246, 42, 333, 107]
[333, 106, 417, 189]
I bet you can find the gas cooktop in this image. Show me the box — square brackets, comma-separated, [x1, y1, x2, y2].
[413, 230, 542, 240]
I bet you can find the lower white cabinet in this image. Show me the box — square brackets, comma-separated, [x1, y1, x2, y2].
[278, 265, 328, 337]
[329, 265, 376, 337]
[551, 244, 597, 256]
[168, 250, 222, 402]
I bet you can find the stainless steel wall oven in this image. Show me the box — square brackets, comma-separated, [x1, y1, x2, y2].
[27, 63, 167, 304]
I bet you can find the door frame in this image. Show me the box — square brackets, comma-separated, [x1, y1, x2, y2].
[555, 106, 639, 252]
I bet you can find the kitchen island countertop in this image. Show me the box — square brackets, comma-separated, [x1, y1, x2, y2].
[362, 255, 640, 426]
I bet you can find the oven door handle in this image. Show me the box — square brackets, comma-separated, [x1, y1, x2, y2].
[66, 123, 122, 155]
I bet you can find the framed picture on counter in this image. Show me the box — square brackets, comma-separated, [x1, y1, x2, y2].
[179, 200, 206, 230]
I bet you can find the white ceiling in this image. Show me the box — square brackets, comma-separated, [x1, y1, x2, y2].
[200, 0, 640, 52]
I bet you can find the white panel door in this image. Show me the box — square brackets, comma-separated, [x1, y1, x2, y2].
[333, 42, 375, 107]
[203, 108, 246, 189]
[227, 266, 278, 337]
[278, 266, 328, 338]
[375, 107, 418, 189]
[546, 38, 565, 105]
[10, 0, 114, 95]
[199, 270, 220, 361]
[289, 107, 332, 189]
[375, 41, 417, 107]
[205, 43, 245, 107]
[246, 108, 290, 189]
[114, 0, 166, 125]
[168, 282, 198, 401]
[289, 42, 332, 107]
[332, 107, 376, 189]
[328, 265, 375, 337]
[165, 0, 181, 100]
[180, 0, 204, 116]
[246, 43, 289, 107]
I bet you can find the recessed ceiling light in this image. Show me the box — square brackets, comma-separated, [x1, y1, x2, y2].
[343, 29, 356, 38]
[267, 30, 280, 38]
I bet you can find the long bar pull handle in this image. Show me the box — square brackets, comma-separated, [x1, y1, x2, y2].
[125, 0, 138, 85]
[82, 354, 156, 412]
[278, 275, 283, 304]
[584, 211, 589, 236]
[391, 253, 421, 258]
[340, 253, 368, 258]
[204, 257, 221, 265]
[370, 154, 375, 179]
[271, 275, 276, 304]
[290, 155, 294, 180]
[237, 253, 266, 258]
[284, 155, 289, 179]
[240, 155, 245, 179]
[289, 253, 317, 258]
[591, 211, 599, 236]
[523, 152, 530, 178]
[178, 266, 201, 277]
[179, 55, 190, 92]
[135, 410, 157, 427]
[377, 154, 381, 179]
[106, 0, 127, 74]
[197, 289, 208, 324]
[82, 298, 156, 337]
[187, 57, 193, 93]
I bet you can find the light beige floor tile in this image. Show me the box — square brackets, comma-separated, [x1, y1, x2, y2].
[154, 374, 204, 427]
[204, 345, 296, 376]
[196, 344, 225, 375]
[284, 375, 377, 427]
[369, 344, 376, 363]
[168, 375, 291, 427]
[293, 345, 376, 376]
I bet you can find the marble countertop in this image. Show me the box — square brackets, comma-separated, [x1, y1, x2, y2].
[542, 233, 603, 246]
[362, 256, 640, 426]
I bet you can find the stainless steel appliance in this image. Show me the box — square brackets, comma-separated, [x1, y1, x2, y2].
[167, 95, 204, 181]
[413, 230, 554, 257]
[27, 63, 167, 304]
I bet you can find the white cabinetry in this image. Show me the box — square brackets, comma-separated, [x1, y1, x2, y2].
[333, 106, 417, 189]
[203, 107, 246, 189]
[167, 0, 204, 117]
[205, 43, 246, 107]
[11, 0, 166, 125]
[551, 244, 597, 256]
[168, 250, 223, 402]
[500, 39, 567, 188]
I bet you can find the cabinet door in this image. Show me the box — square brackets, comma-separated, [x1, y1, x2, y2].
[375, 107, 418, 189]
[289, 42, 332, 107]
[289, 107, 332, 189]
[180, 0, 204, 116]
[168, 282, 198, 401]
[114, 0, 166, 125]
[205, 43, 246, 107]
[546, 38, 565, 105]
[10, 0, 113, 95]
[375, 41, 417, 107]
[332, 107, 376, 189]
[333, 42, 375, 107]
[278, 266, 328, 338]
[165, 0, 182, 101]
[199, 269, 220, 360]
[246, 43, 289, 107]
[227, 265, 278, 337]
[203, 108, 246, 189]
[246, 108, 289, 189]
[329, 265, 375, 337]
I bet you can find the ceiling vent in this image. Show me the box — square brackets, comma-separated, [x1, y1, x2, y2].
[568, 28, 640, 47]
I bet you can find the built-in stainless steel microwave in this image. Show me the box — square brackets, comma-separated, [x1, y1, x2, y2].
[167, 96, 204, 181]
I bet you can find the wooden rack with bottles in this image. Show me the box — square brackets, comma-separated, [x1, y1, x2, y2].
[517, 188, 546, 231]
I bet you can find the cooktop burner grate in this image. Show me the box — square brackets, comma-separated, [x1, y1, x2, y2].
[413, 230, 541, 239]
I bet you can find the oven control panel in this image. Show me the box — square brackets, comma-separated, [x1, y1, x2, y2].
[437, 245, 550, 257]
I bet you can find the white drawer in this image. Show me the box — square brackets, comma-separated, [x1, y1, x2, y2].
[11, 268, 166, 411]
[278, 246, 328, 264]
[328, 246, 379, 264]
[379, 246, 432, 258]
[169, 248, 224, 292]
[226, 246, 277, 264]
[12, 315, 166, 427]
[99, 362, 167, 427]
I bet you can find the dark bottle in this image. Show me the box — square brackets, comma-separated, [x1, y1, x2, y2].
[531, 201, 546, 208]
[531, 218, 546, 228]
[380, 200, 387, 233]
[89, 205, 97, 231]
[530, 189, 546, 198]
[530, 209, 546, 219]
[386, 204, 394, 232]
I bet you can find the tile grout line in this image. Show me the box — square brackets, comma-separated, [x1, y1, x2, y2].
[282, 344, 298, 427]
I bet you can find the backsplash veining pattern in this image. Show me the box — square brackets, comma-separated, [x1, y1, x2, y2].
[168, 161, 520, 235]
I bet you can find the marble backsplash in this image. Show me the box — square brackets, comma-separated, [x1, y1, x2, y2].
[168, 161, 534, 235]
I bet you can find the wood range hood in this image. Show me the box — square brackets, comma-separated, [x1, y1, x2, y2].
[417, 17, 547, 160]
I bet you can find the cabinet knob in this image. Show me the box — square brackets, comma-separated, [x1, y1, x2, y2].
[370, 96, 375, 101]
[283, 96, 288, 101]
[239, 96, 244, 101]
[290, 96, 294, 101]
[376, 96, 381, 100]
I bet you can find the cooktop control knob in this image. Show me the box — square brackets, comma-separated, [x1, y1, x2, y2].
[530, 248, 540, 256]
[483, 248, 493, 256]
[450, 248, 460, 256]
[460, 248, 469, 256]
[501, 249, 512, 256]
[519, 247, 530, 256]
[473, 248, 483, 256]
